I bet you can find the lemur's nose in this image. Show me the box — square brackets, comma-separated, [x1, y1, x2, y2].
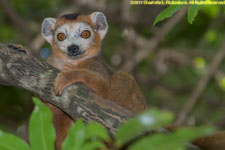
[67, 44, 79, 54]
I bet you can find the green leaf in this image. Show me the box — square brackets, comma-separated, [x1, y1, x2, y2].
[62, 120, 86, 150]
[83, 123, 108, 150]
[130, 126, 215, 150]
[83, 141, 105, 150]
[29, 97, 56, 150]
[116, 108, 174, 145]
[188, 4, 204, 24]
[0, 130, 30, 150]
[63, 121, 107, 150]
[153, 5, 185, 26]
[86, 122, 109, 141]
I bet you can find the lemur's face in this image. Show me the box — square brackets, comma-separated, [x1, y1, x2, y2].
[42, 12, 108, 59]
[54, 22, 94, 58]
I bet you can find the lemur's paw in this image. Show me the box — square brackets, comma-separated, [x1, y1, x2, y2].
[53, 73, 70, 96]
[8, 44, 28, 54]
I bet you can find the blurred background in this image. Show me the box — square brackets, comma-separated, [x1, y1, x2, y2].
[0, 0, 225, 136]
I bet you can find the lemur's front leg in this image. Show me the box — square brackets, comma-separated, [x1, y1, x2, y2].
[54, 69, 109, 98]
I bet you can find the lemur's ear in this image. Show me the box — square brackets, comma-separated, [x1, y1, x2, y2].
[42, 18, 56, 43]
[91, 12, 108, 39]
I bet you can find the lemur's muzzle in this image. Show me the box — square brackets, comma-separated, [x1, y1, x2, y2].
[67, 44, 81, 57]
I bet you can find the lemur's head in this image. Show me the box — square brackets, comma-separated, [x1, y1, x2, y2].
[42, 12, 108, 59]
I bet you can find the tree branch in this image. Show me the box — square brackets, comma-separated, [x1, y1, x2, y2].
[0, 42, 133, 135]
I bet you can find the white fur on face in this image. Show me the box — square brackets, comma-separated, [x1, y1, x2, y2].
[54, 22, 95, 54]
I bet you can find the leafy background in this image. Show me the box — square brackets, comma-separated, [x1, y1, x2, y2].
[0, 0, 225, 140]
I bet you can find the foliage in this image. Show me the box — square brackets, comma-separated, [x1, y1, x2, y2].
[62, 120, 109, 150]
[0, 98, 215, 150]
[130, 127, 214, 150]
[188, 5, 204, 24]
[154, 3, 204, 25]
[115, 108, 174, 145]
[153, 5, 185, 26]
[0, 131, 30, 150]
[29, 98, 55, 150]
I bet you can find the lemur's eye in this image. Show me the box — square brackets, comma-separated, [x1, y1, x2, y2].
[81, 30, 91, 39]
[57, 33, 66, 41]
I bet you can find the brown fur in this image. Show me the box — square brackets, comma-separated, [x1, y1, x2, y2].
[54, 15, 94, 30]
[192, 132, 225, 150]
[45, 14, 147, 150]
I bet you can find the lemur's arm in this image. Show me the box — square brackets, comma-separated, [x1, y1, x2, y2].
[54, 69, 110, 98]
